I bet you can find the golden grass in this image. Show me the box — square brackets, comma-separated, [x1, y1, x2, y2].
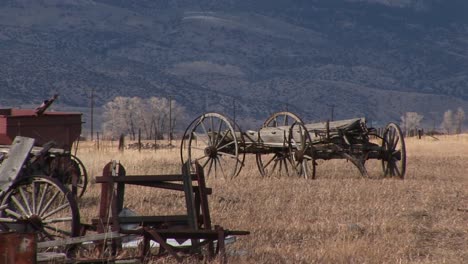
[75, 135, 468, 263]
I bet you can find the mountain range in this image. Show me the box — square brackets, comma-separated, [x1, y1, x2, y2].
[1, 0, 467, 131]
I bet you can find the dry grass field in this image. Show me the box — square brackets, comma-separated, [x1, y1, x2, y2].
[74, 135, 468, 264]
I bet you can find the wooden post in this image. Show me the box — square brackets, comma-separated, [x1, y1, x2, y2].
[118, 134, 125, 152]
[138, 129, 141, 152]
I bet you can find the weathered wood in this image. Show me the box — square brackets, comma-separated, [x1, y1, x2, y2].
[37, 231, 125, 248]
[304, 118, 365, 131]
[0, 137, 35, 192]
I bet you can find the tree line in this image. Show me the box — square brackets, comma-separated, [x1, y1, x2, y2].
[400, 107, 465, 136]
[101, 96, 186, 140]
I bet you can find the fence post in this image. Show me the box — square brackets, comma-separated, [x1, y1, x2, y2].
[118, 134, 125, 152]
[96, 132, 100, 150]
[138, 129, 141, 152]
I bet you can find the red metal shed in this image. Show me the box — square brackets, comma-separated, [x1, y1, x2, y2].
[0, 108, 82, 150]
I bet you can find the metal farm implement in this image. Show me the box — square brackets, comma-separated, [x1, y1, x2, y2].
[181, 112, 406, 179]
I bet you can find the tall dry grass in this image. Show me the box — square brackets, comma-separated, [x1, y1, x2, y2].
[75, 135, 468, 263]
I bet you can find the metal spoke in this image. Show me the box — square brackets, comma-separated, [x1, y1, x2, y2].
[5, 209, 22, 219]
[206, 159, 214, 178]
[39, 190, 60, 216]
[42, 203, 70, 220]
[11, 196, 30, 217]
[199, 120, 211, 146]
[218, 140, 235, 151]
[215, 118, 224, 146]
[32, 182, 37, 214]
[0, 217, 16, 223]
[37, 183, 50, 215]
[43, 225, 73, 237]
[194, 154, 209, 162]
[19, 187, 33, 215]
[42, 217, 73, 224]
[201, 157, 210, 168]
[210, 116, 216, 145]
[217, 151, 237, 159]
[216, 158, 227, 179]
[216, 130, 230, 148]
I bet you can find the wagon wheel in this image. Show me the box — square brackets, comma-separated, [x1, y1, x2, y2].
[70, 155, 88, 197]
[47, 155, 88, 198]
[381, 122, 406, 178]
[263, 111, 304, 128]
[256, 111, 303, 177]
[181, 113, 245, 178]
[288, 122, 316, 179]
[0, 175, 80, 250]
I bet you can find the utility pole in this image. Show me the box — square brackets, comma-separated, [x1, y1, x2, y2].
[168, 95, 172, 145]
[89, 88, 94, 140]
[233, 98, 236, 125]
[329, 104, 335, 121]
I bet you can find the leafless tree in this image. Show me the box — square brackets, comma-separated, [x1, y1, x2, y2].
[454, 107, 465, 134]
[102, 96, 186, 140]
[441, 110, 454, 134]
[400, 112, 423, 136]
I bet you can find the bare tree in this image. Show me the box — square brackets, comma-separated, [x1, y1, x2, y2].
[102, 96, 186, 140]
[454, 107, 465, 134]
[441, 110, 454, 134]
[400, 112, 423, 136]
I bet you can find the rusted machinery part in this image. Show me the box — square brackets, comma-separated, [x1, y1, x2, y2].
[0, 175, 81, 252]
[288, 122, 317, 179]
[381, 122, 406, 179]
[262, 111, 304, 128]
[180, 112, 245, 179]
[47, 155, 88, 198]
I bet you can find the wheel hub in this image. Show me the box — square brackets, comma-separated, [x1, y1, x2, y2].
[204, 146, 218, 158]
[294, 151, 304, 162]
[28, 215, 44, 230]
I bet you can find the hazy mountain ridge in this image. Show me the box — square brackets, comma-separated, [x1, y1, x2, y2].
[0, 0, 467, 130]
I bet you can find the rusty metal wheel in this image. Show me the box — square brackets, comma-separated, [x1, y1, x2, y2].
[382, 122, 406, 178]
[288, 122, 316, 179]
[256, 111, 303, 177]
[0, 175, 80, 248]
[181, 113, 245, 178]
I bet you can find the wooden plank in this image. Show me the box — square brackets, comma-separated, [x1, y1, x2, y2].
[0, 136, 35, 192]
[95, 174, 197, 183]
[182, 162, 197, 230]
[304, 118, 364, 131]
[37, 231, 125, 248]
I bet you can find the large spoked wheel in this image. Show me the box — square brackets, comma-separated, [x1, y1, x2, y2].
[262, 111, 304, 128]
[0, 176, 80, 248]
[70, 155, 88, 198]
[288, 122, 316, 179]
[381, 123, 406, 178]
[181, 113, 245, 179]
[47, 155, 88, 198]
[256, 111, 303, 177]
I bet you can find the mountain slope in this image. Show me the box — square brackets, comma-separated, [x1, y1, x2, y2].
[0, 0, 467, 129]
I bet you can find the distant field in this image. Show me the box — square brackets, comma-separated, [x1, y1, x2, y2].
[75, 135, 468, 263]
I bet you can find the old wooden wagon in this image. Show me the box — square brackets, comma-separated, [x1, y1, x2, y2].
[181, 112, 406, 179]
[0, 95, 88, 197]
